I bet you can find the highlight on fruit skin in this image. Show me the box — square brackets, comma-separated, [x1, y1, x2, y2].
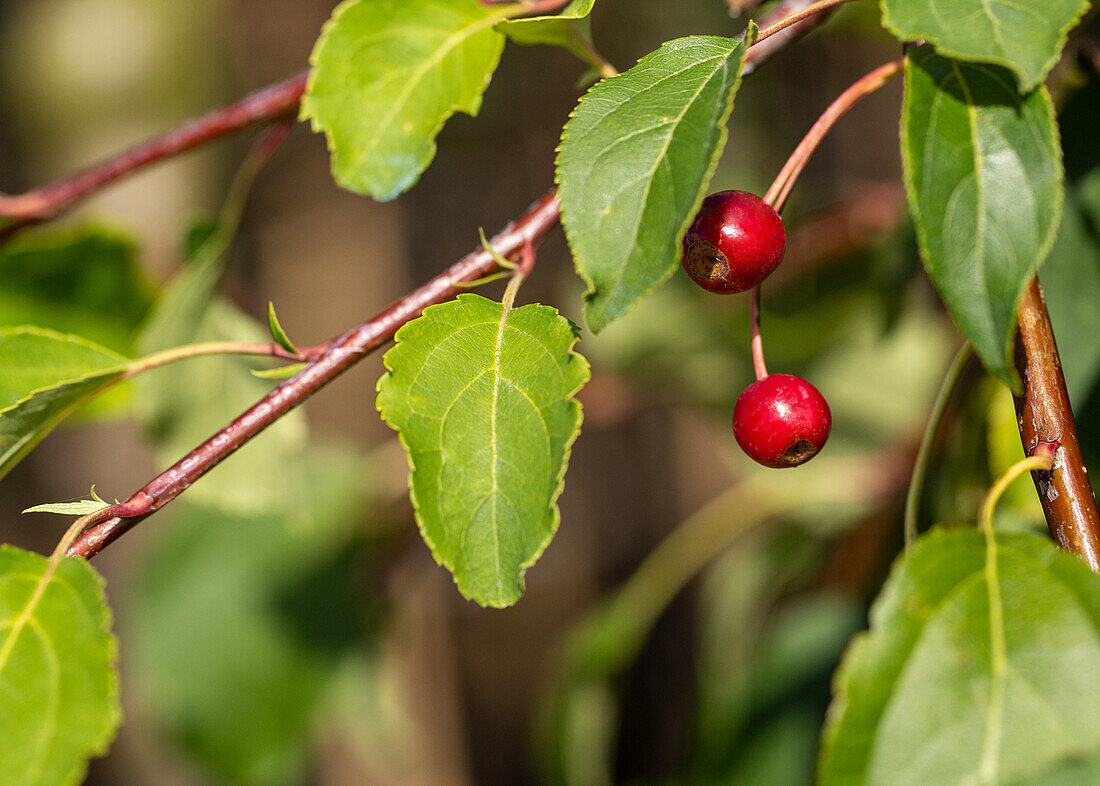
[732, 373, 831, 468]
[681, 190, 786, 293]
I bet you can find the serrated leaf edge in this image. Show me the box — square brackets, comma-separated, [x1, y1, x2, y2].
[0, 544, 121, 785]
[899, 51, 1063, 390]
[376, 294, 590, 607]
[301, 0, 510, 200]
[818, 527, 1100, 783]
[881, 0, 1091, 91]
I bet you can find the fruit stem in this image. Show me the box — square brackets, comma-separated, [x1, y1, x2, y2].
[763, 58, 903, 213]
[752, 0, 862, 47]
[750, 286, 769, 380]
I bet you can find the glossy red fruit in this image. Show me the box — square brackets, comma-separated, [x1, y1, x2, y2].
[733, 374, 831, 468]
[681, 190, 786, 293]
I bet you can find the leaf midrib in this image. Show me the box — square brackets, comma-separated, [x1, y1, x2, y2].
[585, 45, 738, 321]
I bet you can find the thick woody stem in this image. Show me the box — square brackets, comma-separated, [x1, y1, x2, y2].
[1013, 277, 1100, 570]
[67, 191, 561, 558]
[0, 72, 308, 226]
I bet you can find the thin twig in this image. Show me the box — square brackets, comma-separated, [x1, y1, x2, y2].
[753, 0, 862, 48]
[1013, 277, 1100, 570]
[743, 0, 842, 76]
[0, 72, 308, 227]
[0, 0, 796, 235]
[67, 191, 562, 558]
[119, 340, 327, 381]
[903, 343, 972, 547]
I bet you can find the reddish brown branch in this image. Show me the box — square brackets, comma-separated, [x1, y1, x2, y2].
[0, 71, 308, 226]
[1013, 277, 1100, 570]
[0, 0, 805, 232]
[63, 0, 831, 559]
[67, 190, 562, 558]
[744, 0, 838, 75]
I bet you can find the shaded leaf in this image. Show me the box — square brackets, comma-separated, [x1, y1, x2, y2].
[1044, 79, 1100, 408]
[0, 328, 128, 481]
[302, 0, 508, 200]
[0, 226, 155, 355]
[1040, 192, 1100, 408]
[376, 294, 589, 607]
[901, 48, 1062, 387]
[819, 527, 1100, 785]
[0, 545, 119, 786]
[557, 34, 750, 332]
[881, 0, 1089, 90]
[497, 0, 603, 72]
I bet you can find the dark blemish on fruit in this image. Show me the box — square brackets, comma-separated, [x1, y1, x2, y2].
[687, 240, 728, 280]
[782, 439, 817, 466]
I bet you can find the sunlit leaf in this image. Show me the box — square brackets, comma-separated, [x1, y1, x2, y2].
[820, 527, 1100, 785]
[882, 0, 1089, 90]
[302, 0, 508, 200]
[0, 328, 128, 481]
[497, 0, 603, 73]
[0, 545, 119, 786]
[377, 293, 589, 607]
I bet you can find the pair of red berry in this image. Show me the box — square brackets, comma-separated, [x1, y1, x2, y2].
[682, 190, 831, 469]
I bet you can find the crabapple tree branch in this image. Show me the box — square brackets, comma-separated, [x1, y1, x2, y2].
[1013, 278, 1100, 570]
[66, 191, 561, 558]
[0, 72, 308, 226]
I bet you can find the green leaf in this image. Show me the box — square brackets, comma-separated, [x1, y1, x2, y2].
[0, 328, 129, 482]
[901, 47, 1062, 388]
[23, 500, 109, 516]
[497, 0, 603, 72]
[1044, 79, 1100, 409]
[266, 302, 298, 355]
[250, 362, 307, 380]
[0, 545, 120, 786]
[881, 0, 1089, 90]
[0, 226, 156, 356]
[557, 34, 750, 332]
[302, 0, 508, 200]
[376, 293, 589, 607]
[819, 527, 1100, 785]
